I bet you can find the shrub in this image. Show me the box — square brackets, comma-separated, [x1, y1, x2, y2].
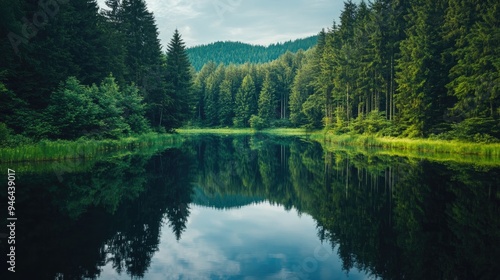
[271, 118, 292, 128]
[249, 115, 266, 130]
[0, 122, 9, 146]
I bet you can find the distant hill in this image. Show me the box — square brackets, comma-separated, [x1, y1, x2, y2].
[187, 35, 318, 71]
[192, 187, 264, 210]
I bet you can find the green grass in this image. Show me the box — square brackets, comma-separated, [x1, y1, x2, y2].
[0, 133, 183, 163]
[319, 132, 500, 165]
[3, 128, 499, 166]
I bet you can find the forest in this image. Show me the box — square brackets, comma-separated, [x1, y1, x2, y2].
[186, 36, 318, 71]
[1, 0, 499, 147]
[0, 0, 194, 146]
[191, 0, 499, 142]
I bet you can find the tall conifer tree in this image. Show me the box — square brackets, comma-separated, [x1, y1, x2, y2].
[162, 29, 194, 130]
[234, 75, 256, 127]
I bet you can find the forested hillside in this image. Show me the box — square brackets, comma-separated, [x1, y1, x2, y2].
[187, 36, 318, 71]
[190, 0, 499, 142]
[0, 0, 194, 146]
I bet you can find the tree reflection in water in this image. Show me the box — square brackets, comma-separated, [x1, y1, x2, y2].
[4, 135, 499, 279]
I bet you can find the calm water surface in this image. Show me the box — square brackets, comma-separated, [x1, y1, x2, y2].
[1, 135, 499, 280]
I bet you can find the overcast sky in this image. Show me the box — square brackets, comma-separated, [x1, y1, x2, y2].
[97, 0, 345, 49]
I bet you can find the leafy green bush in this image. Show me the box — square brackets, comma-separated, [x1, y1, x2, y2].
[347, 111, 392, 136]
[436, 117, 500, 143]
[250, 115, 266, 130]
[302, 94, 324, 129]
[0, 122, 9, 145]
[271, 118, 292, 128]
[44, 76, 151, 140]
[0, 122, 34, 147]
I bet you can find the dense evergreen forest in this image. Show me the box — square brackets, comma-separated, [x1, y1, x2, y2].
[0, 0, 194, 146]
[1, 0, 499, 147]
[192, 0, 499, 142]
[186, 36, 318, 71]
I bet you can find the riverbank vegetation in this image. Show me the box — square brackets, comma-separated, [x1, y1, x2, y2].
[1, 0, 194, 146]
[0, 133, 182, 163]
[319, 133, 500, 165]
[1, 0, 498, 156]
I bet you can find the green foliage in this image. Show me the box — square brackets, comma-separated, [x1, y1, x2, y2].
[302, 94, 324, 129]
[203, 64, 225, 126]
[270, 118, 292, 128]
[0, 133, 183, 163]
[290, 53, 315, 126]
[162, 29, 195, 130]
[438, 117, 500, 143]
[0, 0, 497, 145]
[0, 0, 176, 143]
[218, 79, 235, 126]
[91, 77, 131, 139]
[348, 111, 392, 136]
[447, 0, 499, 120]
[0, 122, 7, 143]
[45, 77, 101, 139]
[257, 75, 277, 123]
[395, 0, 449, 137]
[187, 36, 318, 71]
[234, 75, 257, 127]
[249, 115, 266, 130]
[45, 76, 148, 140]
[119, 84, 151, 134]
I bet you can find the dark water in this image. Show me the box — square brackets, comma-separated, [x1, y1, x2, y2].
[1, 135, 500, 280]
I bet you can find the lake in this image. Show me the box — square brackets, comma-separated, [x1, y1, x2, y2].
[1, 134, 499, 280]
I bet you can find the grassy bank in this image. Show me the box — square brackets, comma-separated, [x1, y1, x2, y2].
[318, 132, 500, 159]
[0, 133, 183, 163]
[179, 128, 500, 159]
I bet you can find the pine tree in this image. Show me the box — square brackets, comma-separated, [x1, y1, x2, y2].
[193, 61, 217, 123]
[447, 0, 498, 120]
[290, 53, 315, 126]
[258, 74, 277, 124]
[162, 29, 194, 130]
[121, 0, 163, 85]
[234, 75, 256, 127]
[219, 79, 235, 126]
[395, 0, 449, 137]
[203, 64, 225, 126]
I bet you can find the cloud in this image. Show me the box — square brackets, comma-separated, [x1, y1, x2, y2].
[97, 0, 346, 48]
[98, 202, 374, 279]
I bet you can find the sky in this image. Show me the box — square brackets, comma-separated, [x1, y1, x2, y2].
[96, 0, 345, 48]
[98, 202, 371, 279]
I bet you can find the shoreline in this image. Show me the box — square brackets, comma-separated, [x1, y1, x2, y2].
[1, 128, 499, 164]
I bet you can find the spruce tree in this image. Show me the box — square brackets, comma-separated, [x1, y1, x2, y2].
[203, 64, 225, 126]
[234, 75, 256, 127]
[218, 79, 235, 126]
[447, 0, 498, 120]
[121, 0, 163, 85]
[193, 61, 217, 123]
[395, 0, 449, 137]
[162, 29, 194, 130]
[258, 74, 277, 124]
[290, 53, 315, 126]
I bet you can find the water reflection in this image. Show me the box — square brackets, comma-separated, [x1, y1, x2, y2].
[1, 135, 499, 279]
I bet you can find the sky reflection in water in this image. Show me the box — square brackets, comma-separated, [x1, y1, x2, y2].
[100, 202, 371, 280]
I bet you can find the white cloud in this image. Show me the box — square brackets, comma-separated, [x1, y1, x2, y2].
[97, 0, 347, 48]
[97, 202, 374, 279]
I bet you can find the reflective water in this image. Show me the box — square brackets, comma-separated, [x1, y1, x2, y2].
[1, 135, 499, 280]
